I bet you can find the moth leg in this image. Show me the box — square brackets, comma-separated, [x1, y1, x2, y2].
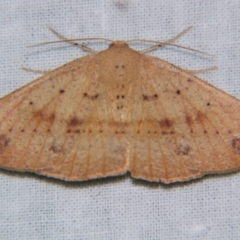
[47, 26, 98, 54]
[184, 66, 217, 75]
[22, 67, 49, 75]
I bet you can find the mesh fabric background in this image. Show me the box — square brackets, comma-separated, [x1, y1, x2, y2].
[0, 1, 240, 239]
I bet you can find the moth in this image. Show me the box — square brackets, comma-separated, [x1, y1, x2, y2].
[0, 27, 239, 183]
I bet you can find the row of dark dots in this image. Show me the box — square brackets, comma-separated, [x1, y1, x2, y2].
[27, 89, 210, 106]
[112, 89, 181, 102]
[7, 128, 221, 135]
[64, 129, 170, 135]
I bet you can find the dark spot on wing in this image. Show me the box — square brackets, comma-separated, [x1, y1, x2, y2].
[116, 95, 125, 99]
[231, 137, 240, 154]
[196, 111, 205, 123]
[33, 110, 55, 124]
[68, 117, 83, 127]
[0, 135, 10, 153]
[175, 145, 192, 156]
[185, 115, 193, 126]
[142, 94, 158, 101]
[48, 114, 55, 123]
[159, 118, 173, 128]
[33, 110, 44, 119]
[176, 90, 181, 95]
[115, 64, 125, 69]
[49, 144, 63, 153]
[117, 105, 124, 110]
[83, 92, 99, 100]
[59, 89, 65, 94]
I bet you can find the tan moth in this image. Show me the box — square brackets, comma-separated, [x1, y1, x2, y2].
[0, 27, 240, 184]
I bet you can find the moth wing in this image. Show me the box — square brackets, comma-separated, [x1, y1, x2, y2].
[129, 56, 240, 183]
[0, 55, 128, 181]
